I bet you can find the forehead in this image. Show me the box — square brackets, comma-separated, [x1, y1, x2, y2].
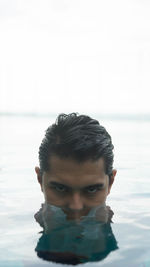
[43, 156, 107, 187]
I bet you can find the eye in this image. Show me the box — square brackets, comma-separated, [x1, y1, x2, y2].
[86, 186, 98, 193]
[54, 184, 67, 193]
[85, 185, 103, 194]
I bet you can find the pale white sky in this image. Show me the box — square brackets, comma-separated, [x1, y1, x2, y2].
[0, 0, 150, 114]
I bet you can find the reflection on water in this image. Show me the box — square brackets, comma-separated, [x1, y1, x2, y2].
[34, 203, 118, 265]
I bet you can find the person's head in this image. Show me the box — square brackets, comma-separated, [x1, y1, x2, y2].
[35, 113, 117, 220]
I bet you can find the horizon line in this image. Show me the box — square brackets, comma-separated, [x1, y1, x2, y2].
[0, 111, 150, 121]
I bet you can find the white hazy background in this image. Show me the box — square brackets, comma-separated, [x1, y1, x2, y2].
[0, 0, 150, 115]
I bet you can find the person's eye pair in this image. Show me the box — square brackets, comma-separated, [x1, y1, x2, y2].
[51, 184, 103, 194]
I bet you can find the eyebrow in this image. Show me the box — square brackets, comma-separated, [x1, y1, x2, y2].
[48, 181, 104, 190]
[84, 183, 104, 189]
[48, 181, 70, 189]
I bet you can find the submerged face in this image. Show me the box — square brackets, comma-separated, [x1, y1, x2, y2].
[35, 156, 116, 220]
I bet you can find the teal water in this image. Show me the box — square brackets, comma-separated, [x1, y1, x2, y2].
[0, 114, 150, 267]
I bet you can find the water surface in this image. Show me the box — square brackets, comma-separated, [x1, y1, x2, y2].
[0, 114, 150, 267]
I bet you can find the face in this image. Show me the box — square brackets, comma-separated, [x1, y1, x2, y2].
[35, 156, 116, 220]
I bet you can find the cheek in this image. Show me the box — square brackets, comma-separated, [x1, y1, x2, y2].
[43, 188, 66, 206]
[85, 190, 108, 207]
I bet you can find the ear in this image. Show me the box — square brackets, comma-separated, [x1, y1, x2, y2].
[108, 169, 117, 194]
[35, 166, 43, 192]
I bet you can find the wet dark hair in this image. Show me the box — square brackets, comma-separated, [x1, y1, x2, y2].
[39, 113, 114, 177]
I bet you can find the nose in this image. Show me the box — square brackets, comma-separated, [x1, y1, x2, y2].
[68, 192, 84, 211]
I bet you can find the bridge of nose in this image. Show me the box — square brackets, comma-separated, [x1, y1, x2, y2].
[68, 191, 84, 210]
